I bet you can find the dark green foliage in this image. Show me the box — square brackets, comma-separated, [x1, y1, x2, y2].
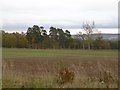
[57, 28, 65, 48]
[49, 27, 59, 49]
[93, 36, 105, 49]
[26, 25, 42, 48]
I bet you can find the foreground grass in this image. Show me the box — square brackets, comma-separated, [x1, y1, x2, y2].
[3, 72, 118, 88]
[3, 58, 118, 88]
[2, 48, 118, 59]
[2, 48, 118, 88]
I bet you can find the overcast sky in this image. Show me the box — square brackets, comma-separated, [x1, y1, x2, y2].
[0, 0, 119, 33]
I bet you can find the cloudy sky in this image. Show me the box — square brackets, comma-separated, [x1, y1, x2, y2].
[0, 0, 119, 33]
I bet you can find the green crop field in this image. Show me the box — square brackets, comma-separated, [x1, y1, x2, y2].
[2, 48, 118, 88]
[2, 48, 118, 59]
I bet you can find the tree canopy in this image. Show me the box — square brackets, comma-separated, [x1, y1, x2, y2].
[2, 25, 118, 49]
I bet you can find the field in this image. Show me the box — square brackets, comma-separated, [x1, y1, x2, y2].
[2, 48, 118, 88]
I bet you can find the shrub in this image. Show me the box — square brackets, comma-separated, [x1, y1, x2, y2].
[56, 67, 75, 85]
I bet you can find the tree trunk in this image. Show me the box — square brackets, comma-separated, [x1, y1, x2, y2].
[88, 43, 90, 50]
[83, 44, 85, 50]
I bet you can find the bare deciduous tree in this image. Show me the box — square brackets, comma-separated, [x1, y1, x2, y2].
[82, 21, 95, 50]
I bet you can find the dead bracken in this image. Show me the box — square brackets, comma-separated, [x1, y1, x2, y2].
[56, 67, 75, 85]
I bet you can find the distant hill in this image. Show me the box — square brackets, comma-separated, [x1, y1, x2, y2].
[101, 34, 119, 40]
[72, 33, 119, 41]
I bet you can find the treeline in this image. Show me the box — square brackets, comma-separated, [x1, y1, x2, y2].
[2, 25, 118, 49]
[2, 32, 27, 48]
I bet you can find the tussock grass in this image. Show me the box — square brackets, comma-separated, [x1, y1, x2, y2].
[2, 58, 118, 88]
[2, 48, 118, 88]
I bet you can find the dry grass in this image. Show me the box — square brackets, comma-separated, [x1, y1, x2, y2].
[2, 57, 118, 88]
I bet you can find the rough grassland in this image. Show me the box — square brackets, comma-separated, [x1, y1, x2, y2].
[2, 48, 118, 88]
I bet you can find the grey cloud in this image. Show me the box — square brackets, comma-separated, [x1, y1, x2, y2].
[0, 0, 118, 31]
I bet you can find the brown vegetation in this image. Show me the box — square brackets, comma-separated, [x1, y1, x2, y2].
[2, 57, 118, 88]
